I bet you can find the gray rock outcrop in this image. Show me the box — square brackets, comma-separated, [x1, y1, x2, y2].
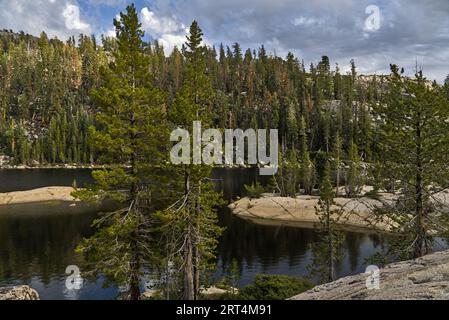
[291, 249, 449, 300]
[0, 286, 40, 300]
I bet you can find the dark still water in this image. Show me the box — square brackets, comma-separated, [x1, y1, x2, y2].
[0, 168, 386, 300]
[215, 209, 385, 286]
[0, 168, 95, 193]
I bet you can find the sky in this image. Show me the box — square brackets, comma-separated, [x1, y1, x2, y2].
[1, 0, 449, 82]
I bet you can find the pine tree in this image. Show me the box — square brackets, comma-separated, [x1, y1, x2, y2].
[161, 21, 223, 300]
[223, 259, 240, 293]
[373, 66, 449, 259]
[299, 116, 314, 195]
[317, 56, 332, 100]
[75, 4, 167, 300]
[333, 133, 343, 197]
[284, 148, 300, 196]
[345, 139, 361, 197]
[308, 160, 344, 283]
[333, 63, 342, 100]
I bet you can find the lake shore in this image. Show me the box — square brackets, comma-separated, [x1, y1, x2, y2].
[0, 164, 104, 170]
[0, 186, 108, 216]
[229, 193, 397, 233]
[229, 188, 449, 233]
[0, 163, 256, 170]
[0, 186, 78, 206]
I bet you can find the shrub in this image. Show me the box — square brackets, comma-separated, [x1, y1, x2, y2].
[220, 274, 313, 300]
[244, 182, 266, 199]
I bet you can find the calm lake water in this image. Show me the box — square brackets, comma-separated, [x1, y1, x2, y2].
[0, 168, 387, 300]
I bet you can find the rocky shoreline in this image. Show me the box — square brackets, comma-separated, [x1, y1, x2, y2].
[0, 163, 104, 170]
[0, 186, 108, 216]
[228, 193, 396, 232]
[0, 286, 39, 300]
[229, 189, 449, 233]
[291, 249, 449, 300]
[0, 187, 78, 206]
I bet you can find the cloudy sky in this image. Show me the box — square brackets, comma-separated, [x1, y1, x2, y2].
[1, 0, 449, 82]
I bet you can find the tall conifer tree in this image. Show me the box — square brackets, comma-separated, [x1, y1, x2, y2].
[75, 4, 167, 300]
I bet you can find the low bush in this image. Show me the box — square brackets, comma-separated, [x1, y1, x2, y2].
[220, 274, 313, 300]
[244, 182, 266, 199]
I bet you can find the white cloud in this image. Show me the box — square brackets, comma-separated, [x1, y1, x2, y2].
[63, 4, 90, 31]
[104, 28, 116, 38]
[140, 7, 187, 55]
[156, 0, 449, 82]
[0, 0, 91, 40]
[158, 33, 186, 52]
[2, 0, 449, 82]
[141, 7, 185, 35]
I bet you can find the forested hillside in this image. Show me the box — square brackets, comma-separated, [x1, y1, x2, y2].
[2, 28, 441, 168]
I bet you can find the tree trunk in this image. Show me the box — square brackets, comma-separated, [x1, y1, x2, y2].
[193, 245, 200, 300]
[129, 230, 141, 300]
[182, 168, 195, 300]
[193, 183, 201, 300]
[413, 113, 426, 259]
[129, 253, 141, 300]
[335, 164, 340, 197]
[413, 165, 425, 259]
[326, 201, 335, 282]
[183, 233, 195, 300]
[128, 105, 140, 300]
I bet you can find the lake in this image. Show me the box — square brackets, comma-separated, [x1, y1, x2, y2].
[0, 168, 387, 300]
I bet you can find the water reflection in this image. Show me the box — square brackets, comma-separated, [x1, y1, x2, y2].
[214, 209, 387, 286]
[0, 169, 95, 193]
[0, 168, 388, 299]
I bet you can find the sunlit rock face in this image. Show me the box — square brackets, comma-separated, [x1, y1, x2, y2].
[291, 249, 449, 300]
[0, 286, 40, 300]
